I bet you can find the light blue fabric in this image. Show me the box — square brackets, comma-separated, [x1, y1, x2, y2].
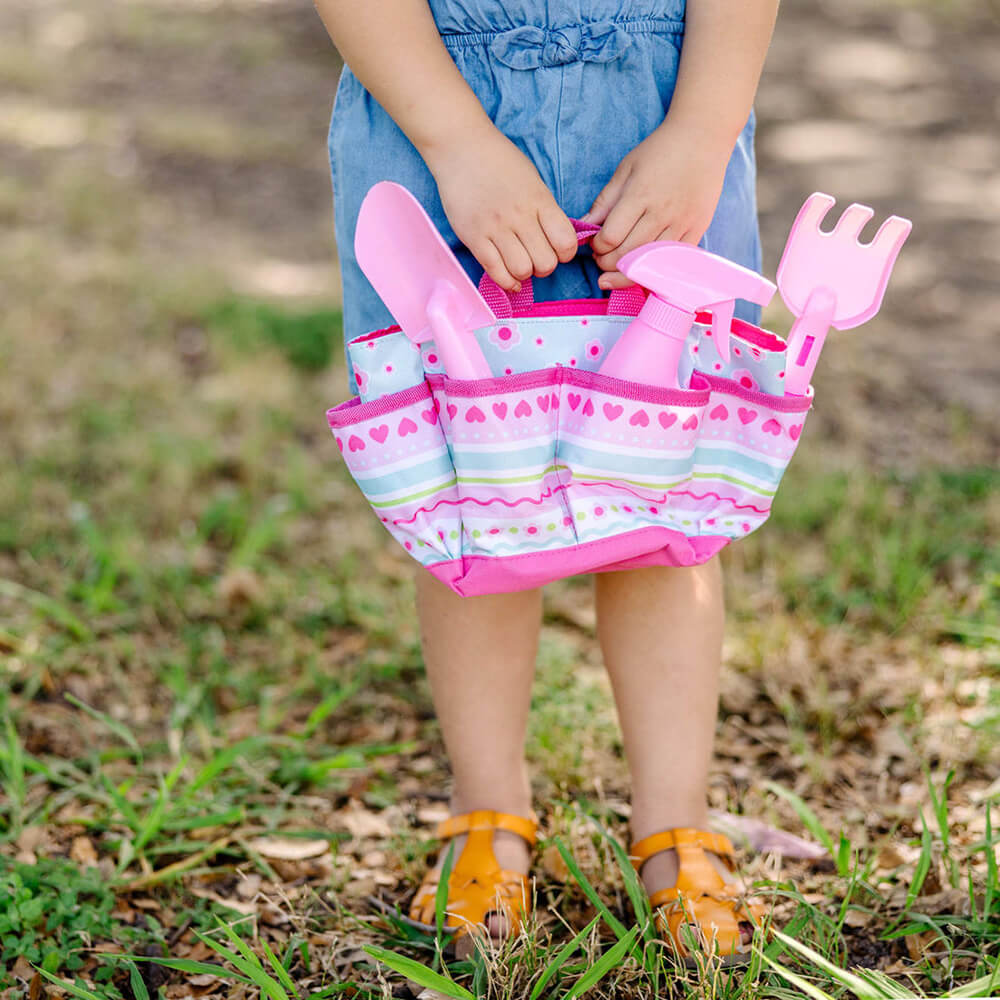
[328, 0, 762, 394]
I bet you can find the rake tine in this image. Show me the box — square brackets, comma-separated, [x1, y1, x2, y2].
[831, 203, 875, 241]
[792, 192, 836, 234]
[868, 214, 913, 258]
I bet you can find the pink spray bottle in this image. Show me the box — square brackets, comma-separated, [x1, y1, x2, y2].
[599, 242, 777, 389]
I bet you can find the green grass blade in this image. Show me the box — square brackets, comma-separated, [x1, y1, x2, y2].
[756, 949, 836, 1000]
[363, 945, 475, 1000]
[32, 969, 104, 1000]
[66, 693, 142, 755]
[125, 960, 150, 1000]
[554, 837, 632, 943]
[906, 811, 933, 911]
[436, 839, 457, 942]
[262, 939, 300, 998]
[197, 926, 290, 1000]
[563, 925, 639, 1000]
[764, 781, 835, 857]
[0, 578, 92, 640]
[768, 928, 886, 999]
[528, 914, 600, 1000]
[116, 955, 252, 982]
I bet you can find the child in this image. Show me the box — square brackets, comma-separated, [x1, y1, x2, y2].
[315, 0, 779, 962]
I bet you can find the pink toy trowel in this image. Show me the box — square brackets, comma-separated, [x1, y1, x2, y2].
[354, 182, 496, 379]
[777, 193, 912, 396]
[599, 242, 776, 389]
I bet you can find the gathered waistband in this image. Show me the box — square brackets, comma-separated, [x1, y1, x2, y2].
[441, 17, 683, 69]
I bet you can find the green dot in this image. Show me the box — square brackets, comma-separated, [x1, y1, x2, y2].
[611, 505, 619, 513]
[547, 523, 557, 531]
[417, 539, 425, 547]
[638, 505, 646, 512]
[576, 511, 586, 521]
[509, 527, 518, 534]
[450, 530, 459, 540]
[724, 520, 733, 526]
[682, 520, 692, 526]
[472, 529, 481, 538]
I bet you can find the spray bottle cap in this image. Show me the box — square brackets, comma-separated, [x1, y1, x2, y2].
[619, 243, 776, 362]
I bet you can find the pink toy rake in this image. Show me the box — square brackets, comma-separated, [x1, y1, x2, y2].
[777, 193, 911, 396]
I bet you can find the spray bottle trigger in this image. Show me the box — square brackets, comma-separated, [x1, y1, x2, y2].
[707, 300, 736, 363]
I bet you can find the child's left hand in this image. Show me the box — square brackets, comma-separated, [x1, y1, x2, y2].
[583, 119, 732, 290]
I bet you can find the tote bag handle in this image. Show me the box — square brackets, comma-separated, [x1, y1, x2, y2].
[477, 220, 646, 318]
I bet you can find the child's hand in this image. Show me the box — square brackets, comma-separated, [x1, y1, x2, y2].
[583, 120, 731, 290]
[425, 124, 579, 293]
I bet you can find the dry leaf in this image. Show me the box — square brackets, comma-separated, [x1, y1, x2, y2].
[540, 843, 569, 883]
[217, 567, 263, 607]
[70, 835, 99, 866]
[339, 800, 393, 839]
[248, 837, 330, 861]
[416, 804, 451, 826]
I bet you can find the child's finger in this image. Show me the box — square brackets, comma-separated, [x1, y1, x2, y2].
[582, 166, 628, 228]
[492, 231, 534, 284]
[475, 239, 521, 293]
[597, 270, 636, 291]
[518, 221, 560, 278]
[592, 211, 666, 270]
[590, 196, 644, 257]
[539, 206, 578, 264]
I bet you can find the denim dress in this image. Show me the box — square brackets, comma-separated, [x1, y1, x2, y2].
[328, 0, 761, 388]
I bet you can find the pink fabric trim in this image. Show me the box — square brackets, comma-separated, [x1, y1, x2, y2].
[700, 373, 812, 413]
[693, 311, 787, 353]
[349, 324, 403, 346]
[428, 365, 711, 406]
[607, 285, 647, 315]
[327, 380, 431, 427]
[424, 527, 731, 596]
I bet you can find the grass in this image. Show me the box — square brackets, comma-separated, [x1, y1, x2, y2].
[1, 286, 997, 994]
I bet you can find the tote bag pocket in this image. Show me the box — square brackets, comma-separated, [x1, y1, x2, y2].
[679, 374, 812, 540]
[428, 370, 572, 558]
[326, 382, 462, 565]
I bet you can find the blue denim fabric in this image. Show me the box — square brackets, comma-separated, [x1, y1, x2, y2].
[328, 0, 761, 391]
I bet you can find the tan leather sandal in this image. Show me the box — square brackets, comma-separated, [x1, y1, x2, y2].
[630, 827, 766, 965]
[409, 809, 538, 941]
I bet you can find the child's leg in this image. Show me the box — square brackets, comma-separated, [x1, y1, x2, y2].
[595, 557, 748, 933]
[414, 570, 541, 935]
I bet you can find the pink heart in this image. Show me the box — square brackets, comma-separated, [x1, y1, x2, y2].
[709, 404, 728, 421]
[348, 434, 365, 452]
[369, 424, 389, 443]
[335, 436, 343, 452]
[603, 402, 623, 421]
[514, 399, 532, 418]
[682, 415, 698, 431]
[447, 404, 458, 420]
[550, 392, 559, 409]
[421, 407, 438, 425]
[629, 409, 650, 427]
[466, 405, 486, 423]
[582, 398, 595, 417]
[658, 412, 677, 429]
[567, 393, 581, 411]
[737, 407, 757, 425]
[537, 394, 550, 413]
[492, 402, 508, 420]
[789, 424, 802, 441]
[398, 417, 418, 436]
[762, 418, 782, 435]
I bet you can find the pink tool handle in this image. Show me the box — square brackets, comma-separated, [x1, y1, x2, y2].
[783, 287, 836, 396]
[426, 281, 494, 379]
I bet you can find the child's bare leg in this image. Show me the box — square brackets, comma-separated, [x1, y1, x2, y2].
[414, 570, 541, 936]
[595, 558, 749, 939]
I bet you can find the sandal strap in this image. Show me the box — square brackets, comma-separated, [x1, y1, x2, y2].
[629, 827, 734, 871]
[436, 809, 538, 847]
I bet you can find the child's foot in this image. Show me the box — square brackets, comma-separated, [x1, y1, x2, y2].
[639, 846, 754, 947]
[424, 827, 532, 938]
[410, 809, 536, 955]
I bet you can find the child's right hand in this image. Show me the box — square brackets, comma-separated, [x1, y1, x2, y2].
[424, 124, 578, 294]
